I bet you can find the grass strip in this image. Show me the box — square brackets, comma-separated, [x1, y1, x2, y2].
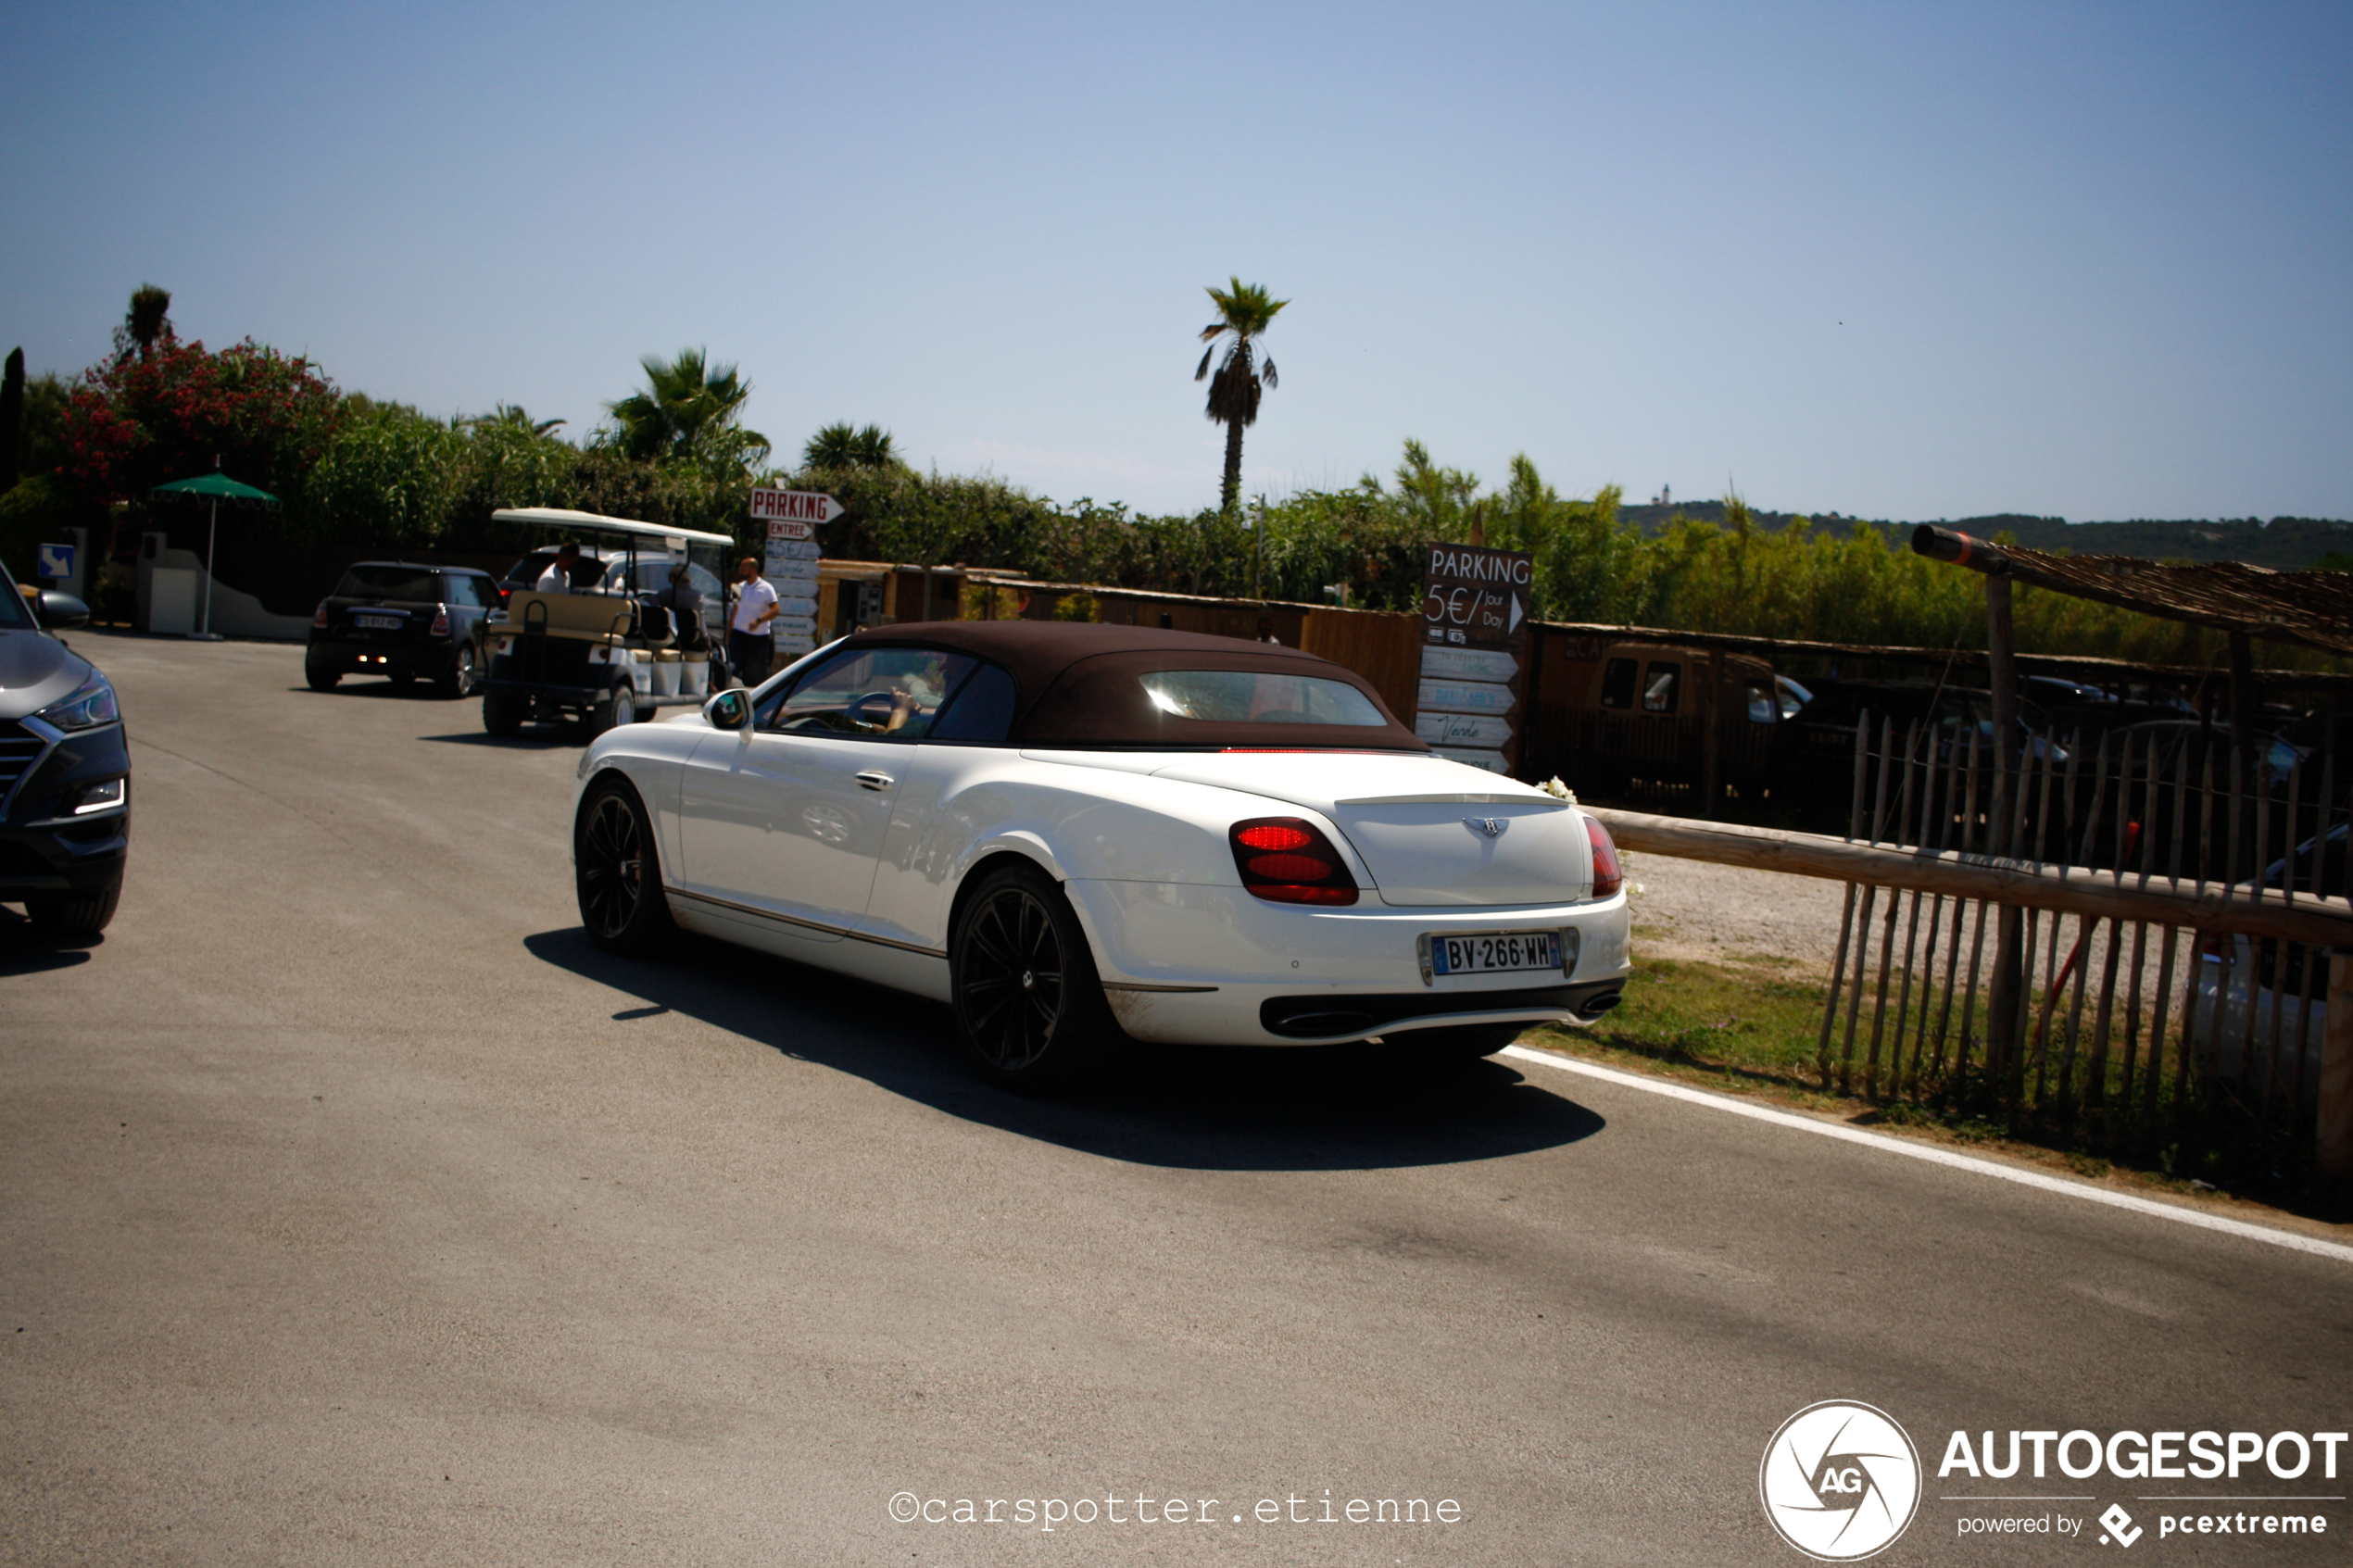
[1516, 939, 2346, 1222]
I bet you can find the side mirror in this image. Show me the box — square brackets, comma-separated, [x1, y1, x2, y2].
[38, 590, 91, 630]
[706, 689, 749, 730]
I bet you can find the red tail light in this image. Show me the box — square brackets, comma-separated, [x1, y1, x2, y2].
[312, 600, 329, 629]
[1586, 815, 1623, 899]
[430, 606, 450, 636]
[1230, 817, 1359, 906]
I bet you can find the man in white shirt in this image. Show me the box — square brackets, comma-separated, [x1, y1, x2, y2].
[727, 557, 780, 685]
[535, 541, 581, 594]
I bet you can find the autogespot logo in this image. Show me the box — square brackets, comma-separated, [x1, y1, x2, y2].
[1760, 1400, 1923, 1562]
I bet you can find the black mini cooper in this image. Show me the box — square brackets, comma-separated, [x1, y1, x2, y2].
[306, 562, 499, 696]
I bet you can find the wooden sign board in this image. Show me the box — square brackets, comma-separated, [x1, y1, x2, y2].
[751, 489, 844, 525]
[1417, 544, 1534, 775]
[755, 495, 836, 654]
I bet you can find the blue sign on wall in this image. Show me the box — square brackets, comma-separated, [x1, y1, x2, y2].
[36, 542, 75, 583]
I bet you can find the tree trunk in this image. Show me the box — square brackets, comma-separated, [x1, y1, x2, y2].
[1219, 417, 1244, 516]
[0, 348, 21, 486]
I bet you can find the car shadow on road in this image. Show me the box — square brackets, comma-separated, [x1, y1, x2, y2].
[416, 729, 584, 748]
[290, 682, 455, 701]
[0, 911, 100, 973]
[523, 926, 1605, 1173]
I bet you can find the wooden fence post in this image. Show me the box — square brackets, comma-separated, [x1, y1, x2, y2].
[2321, 950, 2353, 1182]
[1986, 574, 2024, 1095]
[1702, 650, 1723, 820]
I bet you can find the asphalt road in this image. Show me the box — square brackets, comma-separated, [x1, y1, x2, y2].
[4, 631, 2348, 1567]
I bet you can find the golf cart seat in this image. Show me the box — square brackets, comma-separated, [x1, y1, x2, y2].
[499, 591, 637, 645]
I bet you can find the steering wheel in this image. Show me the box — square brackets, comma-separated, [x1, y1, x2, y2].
[846, 690, 900, 731]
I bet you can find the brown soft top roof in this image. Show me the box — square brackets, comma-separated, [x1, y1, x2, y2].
[820, 621, 1428, 750]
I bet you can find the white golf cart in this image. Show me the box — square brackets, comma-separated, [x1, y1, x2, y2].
[479, 508, 738, 737]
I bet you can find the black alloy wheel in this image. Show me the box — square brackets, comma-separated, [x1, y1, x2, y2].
[440, 642, 478, 698]
[950, 864, 1118, 1090]
[305, 659, 340, 692]
[574, 778, 673, 955]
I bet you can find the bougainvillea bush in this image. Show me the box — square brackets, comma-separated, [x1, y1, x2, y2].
[59, 332, 345, 507]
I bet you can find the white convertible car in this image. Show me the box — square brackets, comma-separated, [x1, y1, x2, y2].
[573, 621, 1629, 1087]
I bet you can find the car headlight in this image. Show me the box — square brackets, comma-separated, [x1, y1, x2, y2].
[36, 671, 120, 731]
[72, 777, 126, 814]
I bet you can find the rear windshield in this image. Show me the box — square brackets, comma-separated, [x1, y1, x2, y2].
[335, 566, 441, 601]
[1139, 670, 1387, 726]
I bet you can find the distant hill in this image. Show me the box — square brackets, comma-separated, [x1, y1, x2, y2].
[1614, 502, 2353, 571]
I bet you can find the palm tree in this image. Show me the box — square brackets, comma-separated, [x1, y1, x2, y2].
[802, 422, 901, 470]
[1194, 278, 1288, 514]
[474, 404, 567, 436]
[111, 284, 174, 365]
[604, 348, 769, 472]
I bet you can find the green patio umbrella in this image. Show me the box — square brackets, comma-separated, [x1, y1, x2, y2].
[150, 467, 280, 639]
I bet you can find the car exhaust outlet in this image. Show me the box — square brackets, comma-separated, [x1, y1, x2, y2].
[1576, 990, 1623, 1020]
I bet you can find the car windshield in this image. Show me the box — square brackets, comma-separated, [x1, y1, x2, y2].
[0, 581, 31, 629]
[1138, 670, 1387, 726]
[335, 566, 441, 601]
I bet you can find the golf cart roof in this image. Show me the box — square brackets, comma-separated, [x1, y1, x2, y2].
[492, 508, 737, 549]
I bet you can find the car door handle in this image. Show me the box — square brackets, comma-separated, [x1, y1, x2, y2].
[855, 771, 895, 792]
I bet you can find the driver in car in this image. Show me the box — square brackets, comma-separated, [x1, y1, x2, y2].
[535, 540, 581, 594]
[856, 670, 947, 734]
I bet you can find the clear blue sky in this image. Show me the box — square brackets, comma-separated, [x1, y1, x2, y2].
[4, 1, 2347, 523]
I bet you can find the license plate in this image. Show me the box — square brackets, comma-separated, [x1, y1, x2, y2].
[354, 613, 401, 630]
[1429, 931, 1559, 976]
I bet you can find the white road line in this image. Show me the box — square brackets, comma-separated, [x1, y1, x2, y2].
[1499, 1046, 2353, 1265]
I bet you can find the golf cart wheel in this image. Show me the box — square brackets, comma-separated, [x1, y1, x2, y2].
[586, 680, 636, 736]
[483, 688, 524, 736]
